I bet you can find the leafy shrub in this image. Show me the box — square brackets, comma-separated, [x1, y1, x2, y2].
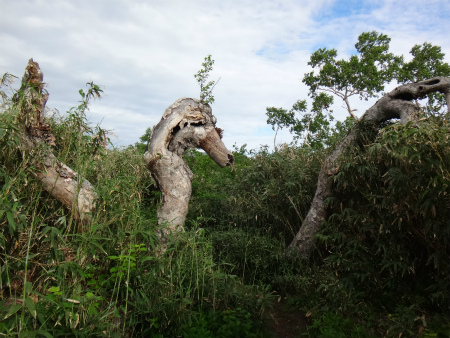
[303, 118, 450, 335]
[306, 312, 374, 338]
[187, 145, 322, 243]
[182, 308, 269, 338]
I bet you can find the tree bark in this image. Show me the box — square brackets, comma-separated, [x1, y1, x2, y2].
[288, 77, 450, 257]
[144, 98, 234, 242]
[19, 59, 96, 231]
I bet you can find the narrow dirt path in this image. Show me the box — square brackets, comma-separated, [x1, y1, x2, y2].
[267, 299, 308, 338]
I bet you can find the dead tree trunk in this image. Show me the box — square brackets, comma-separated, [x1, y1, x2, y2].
[288, 77, 450, 257]
[19, 59, 96, 231]
[144, 98, 234, 242]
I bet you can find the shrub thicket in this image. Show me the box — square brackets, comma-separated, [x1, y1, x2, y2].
[186, 118, 450, 337]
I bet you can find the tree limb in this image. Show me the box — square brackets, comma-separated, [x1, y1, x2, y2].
[18, 59, 96, 231]
[288, 77, 450, 257]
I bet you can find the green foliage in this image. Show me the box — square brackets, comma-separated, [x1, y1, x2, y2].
[266, 95, 347, 150]
[398, 43, 450, 116]
[194, 55, 219, 105]
[267, 34, 450, 337]
[225, 146, 322, 240]
[398, 42, 450, 83]
[383, 306, 450, 338]
[109, 226, 258, 336]
[306, 312, 374, 338]
[185, 146, 251, 228]
[186, 145, 322, 243]
[267, 31, 450, 149]
[299, 118, 450, 336]
[266, 105, 298, 147]
[266, 106, 298, 131]
[303, 31, 402, 114]
[0, 73, 17, 105]
[132, 127, 152, 153]
[183, 308, 268, 338]
[50, 82, 109, 171]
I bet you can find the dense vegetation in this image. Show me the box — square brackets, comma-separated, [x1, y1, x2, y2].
[1, 32, 449, 337]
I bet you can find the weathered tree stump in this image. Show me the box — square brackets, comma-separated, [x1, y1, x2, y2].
[144, 98, 234, 243]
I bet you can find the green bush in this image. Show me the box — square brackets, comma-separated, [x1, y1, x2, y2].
[182, 308, 269, 338]
[187, 145, 322, 243]
[306, 312, 375, 338]
[302, 118, 450, 336]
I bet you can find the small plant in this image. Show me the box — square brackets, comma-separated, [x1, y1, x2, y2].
[194, 55, 220, 105]
[109, 243, 147, 280]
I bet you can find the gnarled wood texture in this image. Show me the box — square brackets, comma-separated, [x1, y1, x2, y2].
[144, 98, 234, 241]
[288, 77, 450, 257]
[19, 59, 96, 231]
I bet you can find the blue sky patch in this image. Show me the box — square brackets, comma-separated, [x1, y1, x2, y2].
[315, 0, 381, 22]
[256, 126, 275, 137]
[256, 41, 292, 59]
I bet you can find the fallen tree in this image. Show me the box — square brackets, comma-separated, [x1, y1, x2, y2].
[288, 76, 450, 257]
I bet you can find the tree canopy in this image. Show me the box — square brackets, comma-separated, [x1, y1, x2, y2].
[266, 31, 450, 149]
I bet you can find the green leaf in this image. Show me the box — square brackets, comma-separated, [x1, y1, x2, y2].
[3, 303, 22, 320]
[48, 286, 60, 293]
[25, 297, 37, 319]
[6, 210, 16, 231]
[24, 281, 33, 294]
[35, 330, 53, 338]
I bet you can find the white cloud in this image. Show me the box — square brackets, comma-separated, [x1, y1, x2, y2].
[1, 0, 449, 151]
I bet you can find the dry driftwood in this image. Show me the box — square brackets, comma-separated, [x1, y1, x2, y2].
[144, 98, 234, 242]
[288, 77, 450, 257]
[19, 59, 96, 231]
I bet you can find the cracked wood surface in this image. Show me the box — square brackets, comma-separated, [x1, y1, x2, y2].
[144, 98, 234, 242]
[19, 59, 95, 231]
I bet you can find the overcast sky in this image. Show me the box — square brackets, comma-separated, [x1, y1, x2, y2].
[1, 0, 450, 151]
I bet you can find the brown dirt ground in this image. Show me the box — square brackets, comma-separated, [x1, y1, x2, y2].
[267, 299, 309, 338]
